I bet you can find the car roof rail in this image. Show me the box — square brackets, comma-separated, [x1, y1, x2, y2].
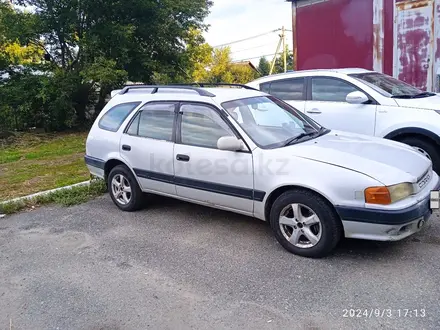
[118, 85, 216, 97]
[169, 83, 259, 91]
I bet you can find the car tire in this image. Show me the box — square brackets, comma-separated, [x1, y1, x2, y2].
[108, 165, 143, 212]
[269, 189, 342, 258]
[399, 137, 440, 174]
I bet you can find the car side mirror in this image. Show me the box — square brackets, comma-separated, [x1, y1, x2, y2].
[217, 136, 245, 151]
[346, 91, 369, 104]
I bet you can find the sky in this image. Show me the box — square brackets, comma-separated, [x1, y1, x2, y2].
[203, 0, 293, 66]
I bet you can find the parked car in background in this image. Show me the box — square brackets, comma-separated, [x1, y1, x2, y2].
[247, 69, 440, 174]
[85, 84, 439, 258]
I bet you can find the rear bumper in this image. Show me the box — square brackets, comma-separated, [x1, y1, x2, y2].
[84, 155, 105, 169]
[336, 181, 439, 241]
[84, 155, 105, 179]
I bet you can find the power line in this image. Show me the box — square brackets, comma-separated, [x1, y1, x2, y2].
[231, 43, 274, 54]
[213, 29, 281, 48]
[232, 53, 278, 62]
[233, 50, 293, 62]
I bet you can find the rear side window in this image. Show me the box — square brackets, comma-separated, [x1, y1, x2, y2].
[131, 102, 176, 141]
[99, 102, 141, 132]
[267, 78, 305, 101]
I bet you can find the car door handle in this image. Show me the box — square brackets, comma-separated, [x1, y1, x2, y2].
[122, 144, 131, 151]
[176, 154, 190, 162]
[306, 108, 322, 114]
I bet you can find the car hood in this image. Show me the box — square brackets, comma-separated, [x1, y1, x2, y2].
[290, 131, 431, 185]
[393, 94, 440, 110]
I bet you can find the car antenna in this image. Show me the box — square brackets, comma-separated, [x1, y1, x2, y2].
[176, 64, 201, 87]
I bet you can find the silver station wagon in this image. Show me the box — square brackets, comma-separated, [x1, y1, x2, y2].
[85, 84, 439, 258]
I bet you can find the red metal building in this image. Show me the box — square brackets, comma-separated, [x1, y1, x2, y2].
[288, 0, 440, 92]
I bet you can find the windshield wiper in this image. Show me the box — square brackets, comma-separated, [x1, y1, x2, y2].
[318, 126, 329, 134]
[391, 92, 436, 99]
[391, 94, 416, 99]
[413, 92, 436, 98]
[282, 131, 317, 147]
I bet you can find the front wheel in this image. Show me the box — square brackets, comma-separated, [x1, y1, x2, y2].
[269, 189, 342, 258]
[399, 137, 440, 174]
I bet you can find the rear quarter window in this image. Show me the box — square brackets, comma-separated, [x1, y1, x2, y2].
[269, 78, 305, 101]
[98, 102, 141, 132]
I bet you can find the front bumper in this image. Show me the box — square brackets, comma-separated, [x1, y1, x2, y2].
[341, 212, 432, 241]
[335, 182, 439, 241]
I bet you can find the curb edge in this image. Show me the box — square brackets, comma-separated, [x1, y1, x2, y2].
[0, 180, 92, 206]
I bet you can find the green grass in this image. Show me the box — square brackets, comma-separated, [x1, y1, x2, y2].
[0, 132, 91, 202]
[0, 179, 107, 215]
[0, 132, 87, 164]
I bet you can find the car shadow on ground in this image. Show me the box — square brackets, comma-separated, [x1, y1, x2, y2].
[141, 194, 425, 260]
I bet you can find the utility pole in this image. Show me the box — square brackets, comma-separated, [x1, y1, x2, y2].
[269, 27, 287, 75]
[282, 26, 287, 73]
[269, 35, 282, 75]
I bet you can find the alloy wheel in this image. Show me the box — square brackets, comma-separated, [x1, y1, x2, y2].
[279, 203, 322, 249]
[111, 174, 132, 205]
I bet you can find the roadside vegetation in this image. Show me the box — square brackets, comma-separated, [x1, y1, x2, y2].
[0, 132, 90, 201]
[1, 1, 293, 134]
[0, 178, 107, 214]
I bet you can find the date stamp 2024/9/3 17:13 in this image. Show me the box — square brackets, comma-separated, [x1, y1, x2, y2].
[342, 309, 426, 319]
[431, 190, 440, 209]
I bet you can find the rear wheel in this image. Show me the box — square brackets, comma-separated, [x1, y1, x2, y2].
[108, 165, 143, 211]
[398, 136, 440, 174]
[269, 189, 342, 258]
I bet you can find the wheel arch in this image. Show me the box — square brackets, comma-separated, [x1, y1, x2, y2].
[104, 158, 141, 188]
[383, 127, 440, 146]
[264, 184, 340, 223]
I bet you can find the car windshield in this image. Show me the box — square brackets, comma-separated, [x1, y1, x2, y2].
[349, 72, 435, 98]
[221, 96, 326, 149]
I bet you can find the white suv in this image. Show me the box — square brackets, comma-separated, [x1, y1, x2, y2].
[247, 69, 440, 174]
[85, 84, 439, 258]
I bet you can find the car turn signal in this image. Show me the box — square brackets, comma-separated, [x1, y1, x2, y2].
[364, 187, 392, 205]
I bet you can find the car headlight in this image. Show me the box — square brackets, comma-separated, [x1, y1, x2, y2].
[364, 183, 414, 205]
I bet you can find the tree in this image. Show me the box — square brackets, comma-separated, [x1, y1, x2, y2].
[0, 2, 44, 70]
[14, 0, 213, 80]
[185, 29, 214, 82]
[273, 49, 294, 74]
[160, 27, 215, 83]
[0, 42, 43, 66]
[203, 47, 259, 84]
[256, 49, 294, 77]
[229, 63, 260, 83]
[1, 0, 213, 131]
[207, 47, 233, 83]
[258, 57, 270, 76]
